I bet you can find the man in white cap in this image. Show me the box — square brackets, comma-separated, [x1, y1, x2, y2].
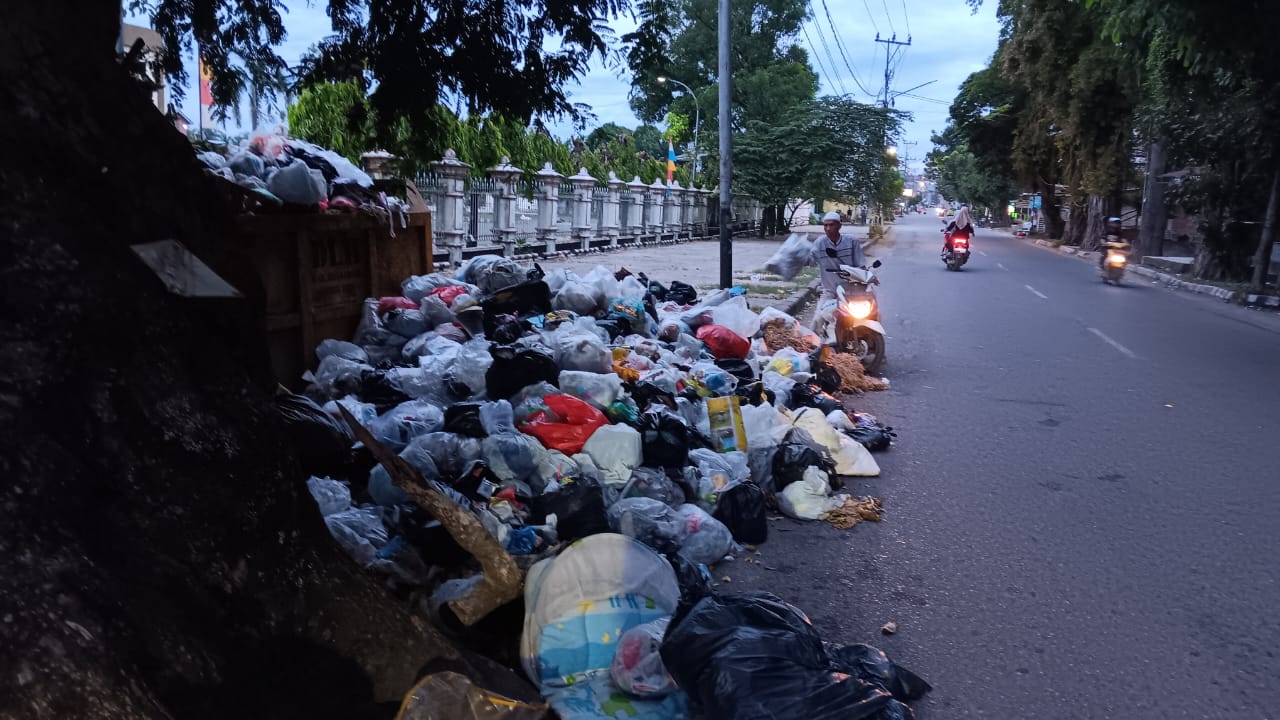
[809, 210, 866, 339]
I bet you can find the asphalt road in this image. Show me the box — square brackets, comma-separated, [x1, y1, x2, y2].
[729, 213, 1280, 718]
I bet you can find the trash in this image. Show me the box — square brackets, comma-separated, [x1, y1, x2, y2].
[777, 468, 844, 520]
[554, 330, 612, 373]
[409, 432, 484, 481]
[771, 430, 836, 491]
[695, 324, 749, 360]
[714, 357, 757, 386]
[306, 476, 353, 517]
[674, 504, 735, 566]
[791, 407, 880, 477]
[706, 395, 748, 452]
[880, 622, 897, 636]
[518, 393, 609, 455]
[686, 361, 738, 397]
[395, 671, 547, 720]
[607, 497, 683, 553]
[610, 617, 678, 698]
[824, 496, 883, 529]
[688, 448, 750, 506]
[506, 527, 543, 555]
[404, 273, 468, 303]
[847, 413, 897, 452]
[581, 423, 643, 486]
[459, 255, 527, 294]
[638, 406, 691, 469]
[712, 481, 767, 545]
[790, 382, 842, 415]
[826, 351, 888, 392]
[553, 281, 600, 316]
[710, 296, 761, 339]
[267, 158, 327, 204]
[557, 370, 624, 409]
[486, 343, 559, 400]
[661, 592, 929, 720]
[450, 337, 494, 397]
[762, 319, 819, 354]
[667, 280, 698, 305]
[316, 339, 369, 364]
[530, 478, 608, 542]
[430, 284, 470, 306]
[368, 400, 446, 451]
[762, 233, 815, 280]
[277, 393, 354, 476]
[619, 467, 686, 507]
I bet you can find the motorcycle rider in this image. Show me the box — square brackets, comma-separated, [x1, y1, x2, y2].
[1099, 216, 1124, 268]
[942, 206, 976, 254]
[809, 210, 867, 340]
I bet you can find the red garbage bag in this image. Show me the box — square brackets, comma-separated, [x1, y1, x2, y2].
[696, 323, 750, 360]
[378, 296, 419, 313]
[519, 394, 608, 455]
[429, 285, 469, 306]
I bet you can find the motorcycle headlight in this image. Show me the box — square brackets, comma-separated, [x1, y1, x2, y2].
[1107, 252, 1126, 266]
[846, 300, 874, 320]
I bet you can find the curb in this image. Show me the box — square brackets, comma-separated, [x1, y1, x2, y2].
[1028, 236, 1280, 307]
[780, 228, 887, 317]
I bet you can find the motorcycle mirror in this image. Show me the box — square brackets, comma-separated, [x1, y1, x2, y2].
[872, 260, 882, 268]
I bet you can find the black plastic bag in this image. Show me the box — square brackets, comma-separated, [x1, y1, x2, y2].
[848, 425, 895, 452]
[734, 380, 772, 407]
[444, 403, 487, 438]
[530, 479, 608, 543]
[490, 317, 529, 345]
[790, 382, 842, 415]
[808, 348, 842, 394]
[485, 344, 559, 400]
[646, 278, 669, 301]
[715, 357, 757, 385]
[639, 407, 691, 469]
[668, 280, 698, 305]
[772, 434, 835, 491]
[661, 592, 928, 720]
[713, 481, 767, 544]
[480, 280, 552, 335]
[275, 392, 353, 476]
[361, 370, 414, 412]
[594, 316, 631, 340]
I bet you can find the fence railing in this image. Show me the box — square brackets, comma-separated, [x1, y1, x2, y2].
[417, 150, 762, 266]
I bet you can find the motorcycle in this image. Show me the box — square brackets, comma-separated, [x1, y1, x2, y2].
[940, 224, 971, 271]
[1101, 238, 1130, 284]
[823, 256, 886, 374]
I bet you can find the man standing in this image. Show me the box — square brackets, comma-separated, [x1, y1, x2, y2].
[810, 211, 866, 340]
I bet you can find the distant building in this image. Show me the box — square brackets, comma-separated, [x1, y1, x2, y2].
[120, 23, 189, 135]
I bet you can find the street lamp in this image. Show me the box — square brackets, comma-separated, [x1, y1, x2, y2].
[657, 75, 701, 185]
[886, 146, 898, 157]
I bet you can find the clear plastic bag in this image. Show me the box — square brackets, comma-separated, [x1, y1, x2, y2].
[419, 295, 456, 327]
[323, 505, 388, 567]
[688, 449, 750, 507]
[618, 274, 648, 299]
[459, 254, 525, 294]
[608, 497, 683, 552]
[675, 503, 736, 565]
[316, 339, 368, 364]
[369, 400, 446, 451]
[450, 338, 494, 397]
[385, 308, 430, 339]
[403, 273, 468, 303]
[610, 617, 678, 697]
[554, 331, 611, 373]
[710, 296, 762, 339]
[762, 233, 815, 280]
[307, 476, 352, 516]
[557, 370, 623, 409]
[410, 432, 483, 481]
[620, 466, 686, 507]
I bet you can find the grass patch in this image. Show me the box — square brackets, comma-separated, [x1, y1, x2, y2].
[737, 284, 793, 297]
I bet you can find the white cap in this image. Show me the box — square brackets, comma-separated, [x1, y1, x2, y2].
[822, 211, 842, 223]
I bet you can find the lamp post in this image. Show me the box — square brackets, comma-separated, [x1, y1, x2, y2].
[657, 76, 701, 186]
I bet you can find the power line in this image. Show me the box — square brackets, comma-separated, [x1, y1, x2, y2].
[881, 0, 896, 35]
[801, 23, 844, 95]
[898, 93, 949, 105]
[861, 0, 881, 35]
[818, 0, 875, 97]
[901, 0, 912, 38]
[806, 17, 850, 96]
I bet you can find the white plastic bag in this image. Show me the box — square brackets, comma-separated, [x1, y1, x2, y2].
[791, 407, 880, 477]
[306, 476, 352, 517]
[316, 339, 368, 364]
[555, 331, 612, 373]
[741, 403, 792, 449]
[610, 617, 677, 697]
[618, 275, 647, 299]
[763, 233, 815, 280]
[450, 337, 493, 396]
[368, 400, 445, 450]
[267, 159, 327, 204]
[582, 265, 621, 305]
[581, 424, 642, 486]
[777, 468, 845, 520]
[711, 296, 762, 339]
[553, 281, 600, 316]
[558, 370, 623, 409]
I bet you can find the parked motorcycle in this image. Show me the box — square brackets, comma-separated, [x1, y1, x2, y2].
[940, 225, 971, 271]
[824, 258, 886, 374]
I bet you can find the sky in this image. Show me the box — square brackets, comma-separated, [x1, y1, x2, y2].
[131, 0, 1001, 173]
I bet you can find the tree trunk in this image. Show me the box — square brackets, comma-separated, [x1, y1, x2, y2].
[1082, 195, 1107, 251]
[1061, 196, 1087, 246]
[1041, 181, 1065, 239]
[1, 4, 461, 718]
[1250, 165, 1280, 292]
[1136, 141, 1168, 260]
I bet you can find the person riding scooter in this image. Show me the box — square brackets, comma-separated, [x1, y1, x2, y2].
[807, 211, 866, 340]
[942, 206, 976, 254]
[1099, 216, 1124, 267]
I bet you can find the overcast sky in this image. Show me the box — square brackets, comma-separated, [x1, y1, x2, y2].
[134, 0, 1000, 172]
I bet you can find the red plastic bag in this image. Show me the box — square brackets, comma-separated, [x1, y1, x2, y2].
[378, 296, 419, 313]
[519, 394, 608, 455]
[429, 285, 468, 306]
[696, 324, 749, 359]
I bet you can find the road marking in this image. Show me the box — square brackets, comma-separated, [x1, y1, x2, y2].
[1025, 284, 1048, 299]
[997, 262, 1009, 271]
[1088, 327, 1138, 359]
[979, 251, 989, 257]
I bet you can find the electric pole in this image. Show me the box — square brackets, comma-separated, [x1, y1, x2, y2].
[718, 0, 733, 289]
[874, 33, 912, 109]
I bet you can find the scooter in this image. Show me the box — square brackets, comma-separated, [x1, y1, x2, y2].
[825, 259, 886, 374]
[1101, 239, 1129, 284]
[940, 225, 971, 271]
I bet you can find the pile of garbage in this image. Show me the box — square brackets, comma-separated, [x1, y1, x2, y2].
[195, 128, 411, 220]
[279, 253, 917, 717]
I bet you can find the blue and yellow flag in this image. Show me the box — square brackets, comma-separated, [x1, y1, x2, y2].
[666, 139, 677, 194]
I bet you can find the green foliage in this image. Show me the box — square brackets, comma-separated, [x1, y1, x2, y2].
[286, 81, 372, 164]
[663, 113, 691, 144]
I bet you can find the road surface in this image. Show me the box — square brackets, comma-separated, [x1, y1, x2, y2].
[729, 213, 1280, 718]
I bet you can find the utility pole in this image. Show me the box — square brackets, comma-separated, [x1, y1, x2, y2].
[718, 0, 733, 289]
[874, 33, 912, 108]
[900, 140, 918, 173]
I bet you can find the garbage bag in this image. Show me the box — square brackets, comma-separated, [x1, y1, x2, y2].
[378, 296, 421, 314]
[667, 280, 698, 305]
[712, 481, 767, 545]
[518, 393, 609, 455]
[410, 432, 483, 481]
[554, 331, 611, 373]
[638, 407, 691, 469]
[778, 468, 842, 520]
[714, 357, 757, 386]
[309, 354, 372, 395]
[316, 339, 368, 364]
[661, 592, 927, 720]
[323, 396, 378, 429]
[445, 403, 488, 438]
[581, 423, 643, 486]
[696, 324, 749, 360]
[688, 449, 750, 507]
[268, 159, 327, 204]
[553, 281, 601, 316]
[460, 254, 525, 294]
[619, 466, 686, 507]
[608, 497, 683, 553]
[557, 370, 623, 409]
[762, 233, 815, 280]
[481, 280, 553, 333]
[450, 338, 494, 397]
[711, 296, 761, 339]
[772, 433, 836, 491]
[610, 617, 678, 698]
[486, 343, 559, 400]
[369, 400, 445, 451]
[848, 412, 896, 452]
[322, 505, 388, 567]
[686, 361, 738, 397]
[368, 435, 443, 506]
[404, 273, 469, 303]
[530, 478, 608, 542]
[277, 393, 353, 476]
[535, 449, 581, 486]
[306, 476, 353, 517]
[790, 382, 842, 415]
[395, 671, 547, 720]
[430, 284, 470, 306]
[674, 504, 735, 565]
[385, 308, 430, 339]
[419, 295, 456, 328]
[227, 151, 266, 179]
[792, 408, 880, 477]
